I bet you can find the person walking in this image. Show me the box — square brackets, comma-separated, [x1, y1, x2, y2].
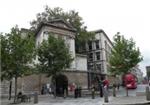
[99, 80, 103, 97]
[103, 78, 109, 90]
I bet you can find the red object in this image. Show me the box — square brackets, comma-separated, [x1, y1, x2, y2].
[124, 73, 137, 89]
[68, 83, 75, 91]
[103, 79, 109, 87]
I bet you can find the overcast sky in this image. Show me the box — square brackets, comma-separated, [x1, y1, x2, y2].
[0, 0, 150, 76]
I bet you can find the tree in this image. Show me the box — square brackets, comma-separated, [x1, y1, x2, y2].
[109, 32, 143, 96]
[1, 33, 13, 100]
[30, 6, 94, 53]
[109, 32, 143, 75]
[36, 34, 73, 96]
[1, 26, 35, 103]
[1, 33, 12, 81]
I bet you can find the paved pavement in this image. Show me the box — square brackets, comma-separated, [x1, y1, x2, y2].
[109, 84, 148, 97]
[1, 95, 149, 105]
[104, 96, 150, 105]
[1, 84, 150, 105]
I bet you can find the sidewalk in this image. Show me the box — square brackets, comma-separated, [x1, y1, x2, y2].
[1, 95, 150, 105]
[104, 96, 150, 105]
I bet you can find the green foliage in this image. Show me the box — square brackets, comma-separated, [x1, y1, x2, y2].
[1, 33, 12, 81]
[109, 32, 143, 75]
[1, 26, 35, 81]
[37, 34, 73, 77]
[30, 6, 94, 53]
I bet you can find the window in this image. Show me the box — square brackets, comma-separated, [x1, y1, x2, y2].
[88, 64, 94, 70]
[95, 40, 100, 49]
[88, 53, 93, 61]
[88, 41, 92, 50]
[58, 35, 63, 39]
[96, 52, 100, 60]
[96, 64, 101, 71]
[43, 31, 49, 40]
[105, 41, 107, 51]
[106, 52, 109, 61]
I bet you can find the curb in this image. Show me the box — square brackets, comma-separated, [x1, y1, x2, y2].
[103, 102, 150, 105]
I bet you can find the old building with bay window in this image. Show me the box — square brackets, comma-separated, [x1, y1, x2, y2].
[86, 29, 113, 88]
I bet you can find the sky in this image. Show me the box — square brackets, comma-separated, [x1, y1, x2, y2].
[0, 0, 150, 76]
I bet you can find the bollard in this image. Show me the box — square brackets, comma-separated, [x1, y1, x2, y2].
[146, 86, 150, 101]
[104, 86, 109, 103]
[64, 89, 66, 99]
[74, 88, 78, 98]
[113, 86, 116, 97]
[126, 87, 128, 97]
[78, 87, 82, 97]
[34, 92, 38, 104]
[92, 89, 95, 99]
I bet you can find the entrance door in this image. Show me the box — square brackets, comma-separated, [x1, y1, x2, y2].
[52, 74, 68, 96]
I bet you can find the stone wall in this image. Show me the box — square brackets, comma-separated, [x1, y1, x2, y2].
[64, 71, 88, 88]
[18, 71, 88, 93]
[0, 79, 15, 98]
[1, 71, 88, 97]
[17, 74, 51, 94]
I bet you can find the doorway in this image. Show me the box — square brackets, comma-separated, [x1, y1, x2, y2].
[52, 74, 68, 96]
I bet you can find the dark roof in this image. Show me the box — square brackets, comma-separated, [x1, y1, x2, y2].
[21, 28, 32, 32]
[35, 19, 76, 36]
[48, 19, 75, 29]
[90, 29, 113, 46]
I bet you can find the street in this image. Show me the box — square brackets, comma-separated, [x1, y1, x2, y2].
[113, 84, 148, 97]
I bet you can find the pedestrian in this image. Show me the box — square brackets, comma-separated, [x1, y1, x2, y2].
[103, 78, 109, 90]
[99, 80, 103, 97]
[46, 83, 50, 94]
[41, 86, 44, 95]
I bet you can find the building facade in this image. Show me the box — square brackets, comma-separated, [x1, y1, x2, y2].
[85, 29, 113, 88]
[146, 66, 150, 80]
[1, 20, 113, 97]
[19, 19, 88, 94]
[131, 65, 143, 83]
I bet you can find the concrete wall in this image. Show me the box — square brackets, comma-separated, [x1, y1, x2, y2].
[75, 54, 87, 71]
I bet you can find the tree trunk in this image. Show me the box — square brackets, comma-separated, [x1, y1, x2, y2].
[126, 87, 128, 96]
[39, 74, 42, 94]
[113, 85, 116, 97]
[8, 81, 12, 100]
[54, 79, 56, 98]
[14, 77, 18, 103]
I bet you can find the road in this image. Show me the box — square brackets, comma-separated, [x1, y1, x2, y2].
[111, 84, 149, 96]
